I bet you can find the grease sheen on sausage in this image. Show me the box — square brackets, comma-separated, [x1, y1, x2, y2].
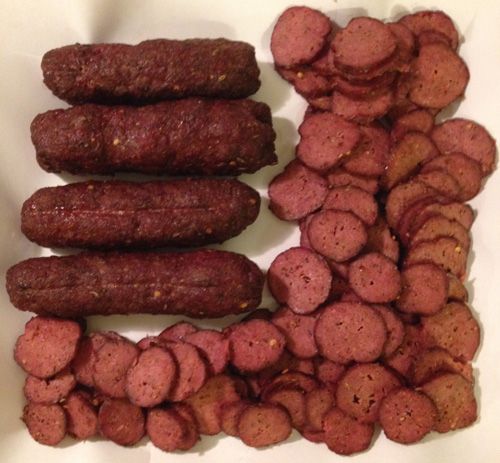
[42, 39, 260, 104]
[21, 179, 260, 249]
[31, 99, 276, 176]
[6, 250, 264, 318]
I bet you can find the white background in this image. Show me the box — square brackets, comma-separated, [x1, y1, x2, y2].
[1, 0, 499, 461]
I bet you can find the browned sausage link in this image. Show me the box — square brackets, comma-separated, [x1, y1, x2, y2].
[41, 39, 261, 104]
[21, 179, 261, 249]
[31, 99, 276, 176]
[6, 250, 264, 318]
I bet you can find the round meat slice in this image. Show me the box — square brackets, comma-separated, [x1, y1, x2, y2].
[409, 43, 469, 109]
[332, 17, 397, 72]
[419, 373, 477, 432]
[277, 67, 331, 98]
[271, 6, 332, 67]
[15, 316, 82, 379]
[348, 253, 402, 303]
[385, 180, 438, 229]
[301, 429, 325, 443]
[126, 346, 177, 407]
[170, 403, 200, 450]
[421, 152, 483, 201]
[265, 386, 307, 429]
[305, 387, 335, 431]
[417, 30, 453, 48]
[421, 302, 480, 362]
[331, 89, 394, 124]
[404, 236, 468, 278]
[307, 210, 368, 262]
[186, 374, 241, 435]
[411, 201, 475, 233]
[323, 186, 378, 226]
[379, 388, 437, 444]
[166, 341, 208, 402]
[268, 247, 332, 314]
[98, 398, 145, 446]
[158, 322, 198, 342]
[335, 363, 401, 423]
[397, 263, 449, 315]
[261, 372, 318, 401]
[382, 132, 439, 190]
[399, 10, 459, 50]
[93, 334, 139, 398]
[431, 118, 496, 176]
[342, 124, 390, 177]
[229, 319, 285, 373]
[414, 170, 462, 200]
[327, 169, 379, 195]
[410, 214, 470, 251]
[72, 333, 108, 387]
[297, 113, 362, 172]
[24, 369, 76, 404]
[271, 306, 318, 359]
[371, 305, 405, 358]
[64, 391, 98, 440]
[269, 160, 328, 221]
[315, 359, 346, 389]
[185, 330, 229, 375]
[387, 22, 415, 61]
[237, 403, 292, 448]
[448, 273, 469, 301]
[220, 400, 250, 436]
[323, 407, 374, 455]
[147, 408, 189, 452]
[315, 302, 387, 364]
[365, 217, 400, 263]
[411, 347, 474, 386]
[23, 402, 66, 446]
[391, 110, 434, 143]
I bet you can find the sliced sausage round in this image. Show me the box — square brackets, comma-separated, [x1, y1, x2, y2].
[348, 252, 401, 303]
[268, 247, 332, 314]
[323, 407, 374, 455]
[307, 210, 368, 262]
[271, 6, 332, 67]
[126, 346, 177, 407]
[269, 160, 328, 221]
[24, 369, 76, 404]
[184, 329, 229, 375]
[419, 373, 477, 433]
[146, 408, 189, 452]
[64, 391, 98, 440]
[265, 386, 307, 429]
[397, 263, 449, 315]
[315, 302, 387, 364]
[229, 319, 286, 373]
[15, 316, 82, 379]
[72, 333, 110, 387]
[335, 363, 401, 423]
[297, 113, 362, 172]
[23, 402, 67, 446]
[327, 169, 379, 195]
[237, 403, 292, 448]
[371, 305, 405, 358]
[158, 322, 198, 342]
[305, 387, 335, 431]
[220, 400, 250, 437]
[271, 306, 318, 359]
[323, 186, 378, 226]
[379, 388, 437, 444]
[431, 118, 496, 176]
[98, 398, 145, 446]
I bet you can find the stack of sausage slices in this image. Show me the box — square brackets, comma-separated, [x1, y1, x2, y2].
[267, 5, 496, 455]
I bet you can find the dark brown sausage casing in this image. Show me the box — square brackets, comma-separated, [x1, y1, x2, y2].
[31, 99, 276, 176]
[42, 39, 260, 104]
[21, 179, 260, 249]
[6, 250, 264, 318]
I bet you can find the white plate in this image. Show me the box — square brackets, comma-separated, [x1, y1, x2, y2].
[1, 0, 499, 461]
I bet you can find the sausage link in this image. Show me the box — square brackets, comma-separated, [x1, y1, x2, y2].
[42, 39, 260, 104]
[6, 250, 264, 318]
[31, 99, 276, 175]
[21, 179, 260, 249]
